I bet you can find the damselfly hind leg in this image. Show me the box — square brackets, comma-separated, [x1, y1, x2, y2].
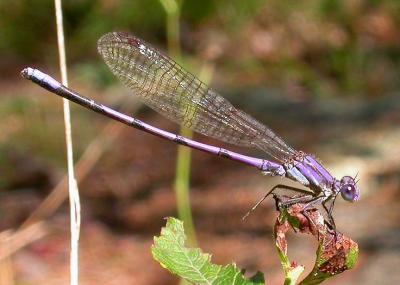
[274, 192, 340, 240]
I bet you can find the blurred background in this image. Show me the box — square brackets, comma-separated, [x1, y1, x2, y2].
[0, 0, 399, 284]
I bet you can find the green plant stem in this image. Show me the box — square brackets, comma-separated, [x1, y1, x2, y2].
[174, 127, 196, 246]
[159, 0, 197, 250]
[175, 63, 214, 247]
[164, 0, 181, 60]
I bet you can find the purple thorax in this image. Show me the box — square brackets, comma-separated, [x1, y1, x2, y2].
[283, 153, 359, 203]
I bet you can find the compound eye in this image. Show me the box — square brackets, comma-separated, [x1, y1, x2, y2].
[340, 184, 357, 202]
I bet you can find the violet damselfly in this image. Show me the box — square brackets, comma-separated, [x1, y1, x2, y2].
[21, 32, 360, 226]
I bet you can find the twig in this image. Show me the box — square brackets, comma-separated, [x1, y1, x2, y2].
[0, 222, 48, 261]
[0, 254, 14, 285]
[54, 1, 80, 285]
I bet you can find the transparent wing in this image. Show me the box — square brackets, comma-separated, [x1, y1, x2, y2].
[97, 32, 297, 162]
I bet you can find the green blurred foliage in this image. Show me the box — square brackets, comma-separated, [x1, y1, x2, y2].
[0, 0, 55, 61]
[1, 0, 399, 97]
[0, 0, 165, 63]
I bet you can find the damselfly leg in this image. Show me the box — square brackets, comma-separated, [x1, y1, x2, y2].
[242, 184, 314, 220]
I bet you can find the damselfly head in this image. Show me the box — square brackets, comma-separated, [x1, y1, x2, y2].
[339, 176, 360, 202]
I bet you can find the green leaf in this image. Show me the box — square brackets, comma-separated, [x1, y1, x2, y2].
[152, 217, 265, 285]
